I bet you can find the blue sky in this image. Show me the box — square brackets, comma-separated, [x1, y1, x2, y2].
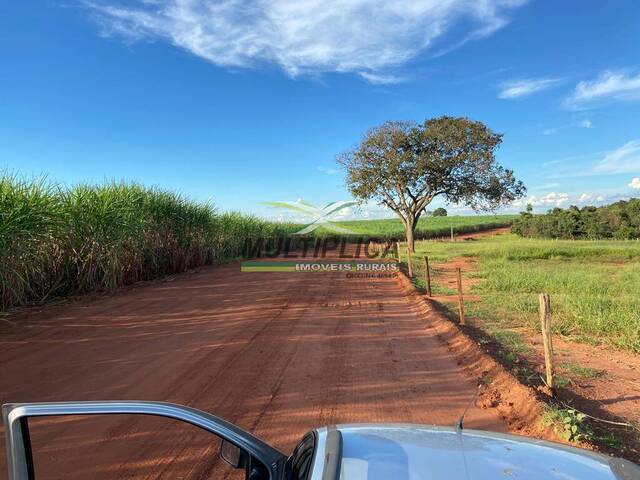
[2, 1, 640, 220]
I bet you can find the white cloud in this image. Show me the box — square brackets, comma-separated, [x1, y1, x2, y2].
[630, 177, 640, 189]
[579, 119, 593, 128]
[566, 70, 640, 107]
[525, 192, 569, 207]
[87, 0, 527, 82]
[542, 128, 559, 136]
[577, 193, 604, 203]
[497, 77, 562, 99]
[511, 192, 617, 212]
[594, 140, 640, 174]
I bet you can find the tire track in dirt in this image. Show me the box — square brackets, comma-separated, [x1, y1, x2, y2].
[102, 275, 319, 476]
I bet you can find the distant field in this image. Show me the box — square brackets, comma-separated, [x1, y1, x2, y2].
[404, 234, 640, 352]
[316, 214, 517, 240]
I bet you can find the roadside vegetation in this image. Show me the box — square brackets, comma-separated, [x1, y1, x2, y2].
[402, 234, 640, 352]
[0, 173, 516, 312]
[0, 174, 295, 311]
[402, 232, 640, 456]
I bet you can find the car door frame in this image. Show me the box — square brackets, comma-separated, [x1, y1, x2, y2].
[2, 401, 287, 480]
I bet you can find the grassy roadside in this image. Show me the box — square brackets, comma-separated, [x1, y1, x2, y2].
[402, 234, 640, 352]
[399, 233, 640, 458]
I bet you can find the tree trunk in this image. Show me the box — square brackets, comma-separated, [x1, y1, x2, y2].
[405, 222, 415, 253]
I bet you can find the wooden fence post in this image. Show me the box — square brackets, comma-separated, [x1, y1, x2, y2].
[393, 241, 399, 260]
[406, 246, 413, 277]
[456, 267, 465, 325]
[424, 256, 432, 297]
[539, 293, 555, 394]
[450, 225, 454, 242]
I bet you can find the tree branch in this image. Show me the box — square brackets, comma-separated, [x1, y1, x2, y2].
[394, 183, 410, 213]
[405, 187, 418, 206]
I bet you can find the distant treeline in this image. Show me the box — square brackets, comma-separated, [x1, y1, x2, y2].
[512, 199, 640, 240]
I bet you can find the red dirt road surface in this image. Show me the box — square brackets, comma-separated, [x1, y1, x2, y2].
[0, 256, 506, 479]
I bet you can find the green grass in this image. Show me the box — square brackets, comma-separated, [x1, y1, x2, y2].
[408, 234, 640, 352]
[562, 363, 607, 379]
[411, 276, 457, 295]
[487, 328, 531, 354]
[317, 214, 517, 240]
[0, 174, 296, 310]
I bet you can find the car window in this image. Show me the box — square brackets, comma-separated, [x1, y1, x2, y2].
[286, 433, 316, 480]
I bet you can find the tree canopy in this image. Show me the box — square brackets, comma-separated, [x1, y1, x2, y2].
[338, 116, 525, 250]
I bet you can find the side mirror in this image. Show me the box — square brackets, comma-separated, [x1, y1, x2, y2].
[220, 439, 244, 468]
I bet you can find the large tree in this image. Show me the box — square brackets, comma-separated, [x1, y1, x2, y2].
[338, 117, 526, 251]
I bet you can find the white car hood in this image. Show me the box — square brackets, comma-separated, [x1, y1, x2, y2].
[328, 425, 634, 480]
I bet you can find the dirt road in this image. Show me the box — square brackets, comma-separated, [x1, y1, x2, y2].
[0, 253, 505, 478]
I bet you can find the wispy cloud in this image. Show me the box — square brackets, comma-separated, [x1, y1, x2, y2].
[542, 153, 599, 168]
[566, 70, 640, 107]
[317, 166, 339, 175]
[541, 118, 594, 136]
[86, 0, 527, 82]
[497, 77, 563, 99]
[593, 140, 640, 175]
[542, 140, 640, 178]
[358, 72, 404, 85]
[630, 178, 640, 190]
[537, 182, 560, 189]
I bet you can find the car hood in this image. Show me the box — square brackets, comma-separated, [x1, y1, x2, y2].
[328, 425, 637, 480]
